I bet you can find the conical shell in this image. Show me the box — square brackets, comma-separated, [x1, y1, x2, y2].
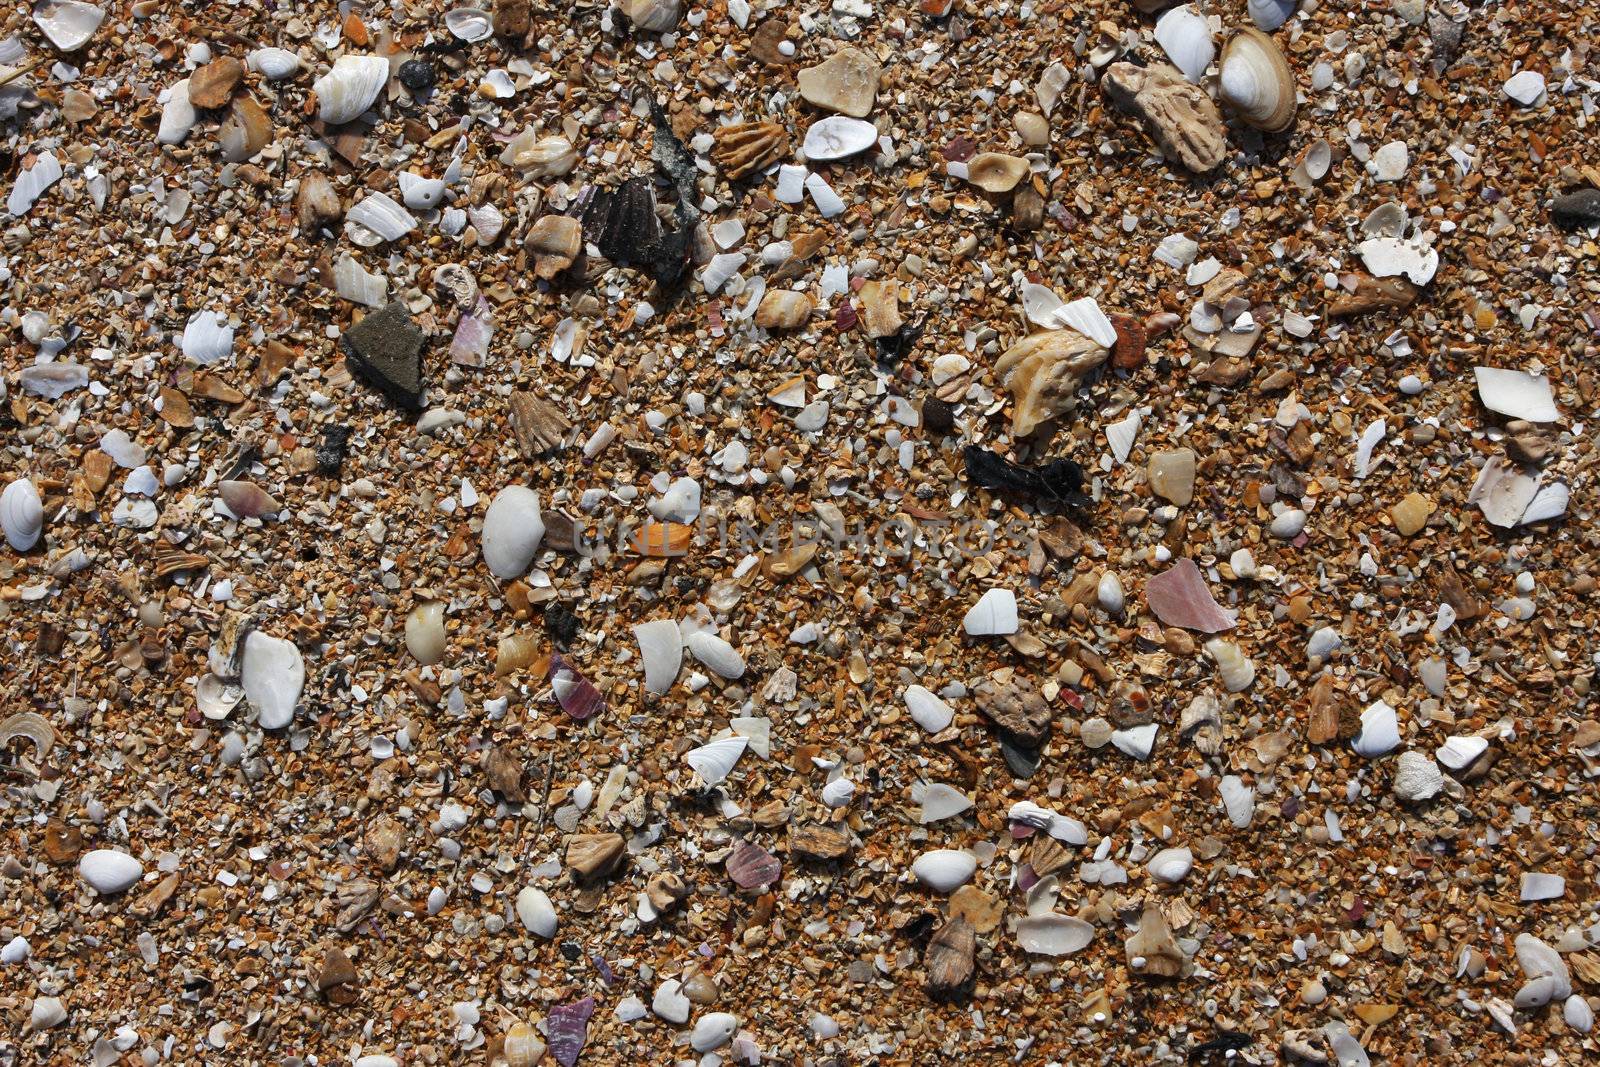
[1, 478, 43, 551]
[503, 1021, 546, 1067]
[1219, 28, 1296, 132]
[313, 54, 389, 125]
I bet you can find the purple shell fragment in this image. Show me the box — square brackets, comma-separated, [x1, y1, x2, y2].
[448, 297, 494, 367]
[549, 654, 605, 721]
[726, 839, 782, 890]
[1144, 559, 1237, 633]
[547, 996, 596, 1067]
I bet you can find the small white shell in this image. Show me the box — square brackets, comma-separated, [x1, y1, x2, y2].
[1147, 846, 1194, 883]
[1105, 410, 1140, 464]
[1016, 914, 1095, 955]
[1204, 638, 1255, 692]
[181, 309, 234, 365]
[1, 478, 43, 551]
[1502, 70, 1546, 107]
[1435, 735, 1488, 773]
[802, 116, 878, 161]
[1111, 722, 1158, 760]
[7, 151, 62, 216]
[1051, 297, 1118, 348]
[652, 979, 690, 1023]
[157, 79, 196, 145]
[685, 631, 745, 679]
[33, 0, 105, 51]
[345, 192, 417, 246]
[1520, 482, 1568, 525]
[247, 47, 301, 80]
[481, 486, 544, 578]
[1247, 0, 1298, 32]
[917, 783, 972, 823]
[332, 253, 389, 308]
[500, 130, 579, 177]
[690, 1012, 738, 1053]
[1097, 572, 1125, 613]
[1391, 751, 1443, 802]
[515, 886, 557, 938]
[684, 736, 747, 786]
[405, 601, 446, 665]
[1356, 236, 1439, 285]
[633, 619, 683, 695]
[1350, 700, 1400, 758]
[78, 848, 144, 894]
[962, 588, 1018, 636]
[910, 848, 976, 893]
[621, 0, 683, 33]
[1218, 774, 1255, 827]
[1154, 5, 1214, 83]
[1468, 457, 1538, 529]
[444, 7, 494, 42]
[313, 54, 389, 125]
[1473, 367, 1558, 422]
[903, 685, 954, 733]
[819, 777, 856, 808]
[241, 630, 305, 730]
[195, 673, 245, 720]
[399, 171, 448, 211]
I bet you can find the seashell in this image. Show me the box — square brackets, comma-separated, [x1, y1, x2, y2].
[515, 886, 557, 938]
[33, 1, 104, 51]
[1147, 846, 1193, 883]
[181, 309, 234, 365]
[332, 253, 388, 308]
[1219, 28, 1296, 132]
[345, 192, 417, 246]
[2, 478, 43, 551]
[1473, 367, 1557, 423]
[549, 654, 605, 721]
[1097, 572, 1125, 613]
[802, 116, 878, 161]
[994, 329, 1109, 436]
[0, 710, 54, 765]
[31, 998, 65, 1028]
[1356, 235, 1438, 285]
[620, 0, 682, 33]
[711, 122, 790, 181]
[1146, 559, 1237, 633]
[1468, 457, 1538, 528]
[1290, 138, 1330, 189]
[1105, 410, 1140, 463]
[247, 47, 301, 80]
[685, 630, 745, 678]
[1218, 774, 1255, 827]
[218, 94, 272, 162]
[904, 685, 954, 733]
[524, 215, 583, 280]
[241, 630, 305, 729]
[917, 782, 972, 823]
[1247, 0, 1298, 32]
[219, 479, 279, 519]
[1204, 638, 1254, 692]
[503, 1021, 546, 1067]
[79, 849, 143, 894]
[1502, 70, 1546, 108]
[1111, 722, 1158, 760]
[1434, 734, 1487, 774]
[633, 619, 683, 696]
[194, 674, 244, 720]
[500, 130, 578, 177]
[911, 848, 976, 893]
[1520, 872, 1565, 903]
[1565, 994, 1594, 1034]
[685, 735, 747, 786]
[482, 486, 545, 578]
[1126, 901, 1184, 977]
[1391, 751, 1443, 802]
[690, 1012, 738, 1054]
[399, 171, 447, 211]
[405, 601, 446, 665]
[1514, 933, 1572, 1006]
[314, 54, 389, 125]
[1520, 481, 1568, 525]
[209, 613, 251, 680]
[1350, 699, 1400, 758]
[962, 587, 1018, 636]
[652, 978, 691, 1023]
[648, 476, 702, 523]
[1102, 61, 1227, 173]
[8, 151, 62, 216]
[444, 7, 493, 41]
[157, 79, 196, 145]
[962, 152, 1029, 193]
[820, 777, 855, 808]
[1016, 914, 1095, 956]
[1154, 5, 1214, 83]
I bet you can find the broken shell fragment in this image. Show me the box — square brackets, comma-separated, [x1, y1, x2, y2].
[711, 122, 790, 181]
[1154, 6, 1214, 83]
[685, 736, 747, 786]
[444, 7, 493, 42]
[802, 116, 878, 161]
[33, 1, 105, 51]
[1204, 638, 1255, 692]
[994, 329, 1109, 436]
[1016, 914, 1095, 956]
[633, 619, 683, 696]
[963, 153, 1030, 193]
[963, 588, 1019, 636]
[313, 54, 390, 125]
[1248, 0, 1299, 32]
[241, 630, 305, 730]
[1219, 28, 1297, 132]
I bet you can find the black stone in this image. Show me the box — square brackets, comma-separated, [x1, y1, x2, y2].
[398, 59, 435, 92]
[1551, 189, 1600, 231]
[998, 736, 1042, 779]
[545, 604, 580, 648]
[963, 446, 1087, 508]
[342, 302, 425, 411]
[316, 424, 352, 475]
[921, 397, 955, 437]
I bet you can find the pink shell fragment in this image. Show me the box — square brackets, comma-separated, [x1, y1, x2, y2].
[547, 996, 596, 1067]
[549, 654, 605, 721]
[448, 298, 495, 367]
[727, 839, 782, 890]
[1144, 559, 1237, 633]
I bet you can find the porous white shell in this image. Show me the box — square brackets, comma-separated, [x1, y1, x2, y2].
[685, 631, 746, 678]
[1155, 6, 1214, 83]
[444, 7, 493, 41]
[405, 601, 446, 665]
[241, 630, 305, 729]
[690, 1012, 738, 1053]
[33, 1, 105, 51]
[1351, 700, 1400, 758]
[1147, 846, 1194, 883]
[1515, 933, 1572, 1002]
[482, 486, 544, 578]
[345, 192, 417, 246]
[1, 478, 43, 551]
[1473, 367, 1558, 422]
[910, 848, 976, 892]
[1247, 0, 1298, 32]
[904, 684, 954, 733]
[515, 886, 557, 938]
[1016, 914, 1095, 955]
[157, 79, 196, 145]
[332, 253, 388, 307]
[1435, 734, 1488, 772]
[247, 47, 301, 80]
[79, 848, 143, 894]
[399, 171, 448, 210]
[633, 619, 683, 695]
[313, 54, 389, 125]
[195, 673, 245, 720]
[181, 309, 234, 365]
[685, 736, 747, 785]
[8, 151, 62, 216]
[917, 782, 972, 823]
[802, 116, 878, 161]
[1391, 751, 1443, 802]
[963, 588, 1018, 635]
[1356, 236, 1439, 285]
[1204, 638, 1255, 692]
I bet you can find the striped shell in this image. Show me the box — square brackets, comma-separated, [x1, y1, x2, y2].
[1219, 29, 1297, 133]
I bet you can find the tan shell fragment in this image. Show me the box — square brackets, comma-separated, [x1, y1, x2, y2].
[754, 290, 813, 330]
[1218, 28, 1297, 133]
[711, 122, 790, 181]
[796, 45, 881, 117]
[857, 279, 903, 338]
[994, 330, 1109, 437]
[1102, 62, 1227, 173]
[524, 215, 583, 280]
[964, 152, 1030, 193]
[566, 832, 626, 881]
[1126, 901, 1185, 978]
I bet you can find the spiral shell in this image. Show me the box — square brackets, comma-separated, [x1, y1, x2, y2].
[1, 478, 43, 551]
[1218, 28, 1296, 133]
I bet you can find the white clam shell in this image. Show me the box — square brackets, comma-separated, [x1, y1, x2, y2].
[1350, 700, 1400, 758]
[963, 587, 1018, 636]
[652, 979, 690, 1023]
[1247, 0, 1298, 32]
[79, 849, 143, 894]
[313, 54, 390, 125]
[405, 601, 446, 665]
[1219, 774, 1255, 827]
[482, 486, 545, 578]
[1356, 235, 1439, 285]
[399, 171, 448, 211]
[1219, 29, 1296, 133]
[1097, 572, 1125, 613]
[1154, 6, 1214, 83]
[685, 631, 745, 679]
[345, 191, 417, 246]
[690, 1012, 738, 1053]
[1435, 734, 1488, 772]
[33, 0, 104, 51]
[1052, 297, 1118, 348]
[195, 673, 245, 720]
[332, 253, 388, 308]
[903, 684, 954, 733]
[917, 782, 972, 823]
[684, 735, 747, 786]
[444, 7, 493, 42]
[820, 777, 856, 808]
[802, 116, 878, 161]
[181, 309, 234, 365]
[1520, 872, 1565, 902]
[910, 848, 976, 893]
[1147, 846, 1194, 883]
[2, 478, 43, 551]
[247, 47, 301, 80]
[157, 79, 196, 145]
[1565, 994, 1594, 1033]
[633, 618, 683, 695]
[1016, 914, 1095, 955]
[515, 886, 557, 938]
[8, 151, 62, 216]
[241, 630, 305, 730]
[1473, 367, 1558, 422]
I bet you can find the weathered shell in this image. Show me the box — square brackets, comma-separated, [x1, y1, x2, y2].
[515, 886, 557, 938]
[0, 710, 54, 764]
[241, 630, 304, 729]
[962, 587, 1018, 636]
[994, 329, 1109, 437]
[405, 601, 446, 665]
[444, 7, 493, 41]
[1219, 29, 1296, 132]
[685, 631, 745, 679]
[181, 309, 234, 364]
[195, 673, 245, 720]
[963, 152, 1030, 193]
[690, 1012, 738, 1053]
[710, 122, 790, 181]
[620, 0, 682, 33]
[1154, 5, 1214, 83]
[345, 192, 417, 246]
[1204, 638, 1255, 692]
[1016, 914, 1095, 955]
[1147, 846, 1194, 883]
[1, 478, 43, 551]
[247, 47, 301, 80]
[398, 171, 447, 210]
[1351, 699, 1400, 758]
[219, 479, 279, 519]
[1247, 0, 1298, 32]
[33, 1, 104, 51]
[79, 849, 143, 894]
[157, 79, 196, 145]
[7, 152, 62, 215]
[904, 685, 954, 733]
[503, 1021, 546, 1067]
[313, 54, 389, 125]
[802, 116, 878, 161]
[633, 619, 682, 695]
[481, 486, 544, 578]
[332, 253, 388, 308]
[684, 736, 747, 786]
[910, 849, 976, 893]
[500, 130, 578, 177]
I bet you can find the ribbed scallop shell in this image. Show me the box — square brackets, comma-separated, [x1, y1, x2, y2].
[1219, 29, 1296, 133]
[2, 478, 43, 551]
[313, 54, 389, 125]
